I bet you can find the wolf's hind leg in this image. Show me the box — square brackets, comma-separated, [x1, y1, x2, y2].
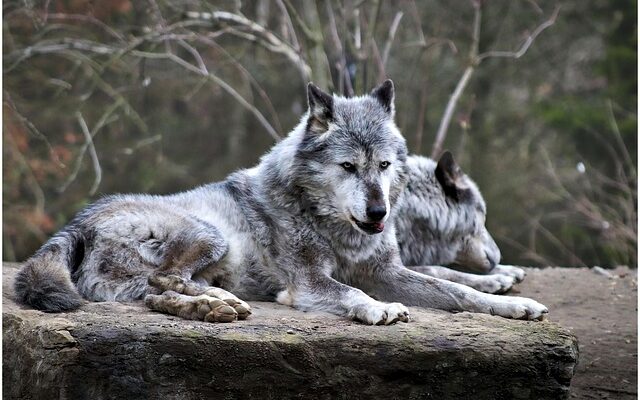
[148, 274, 251, 320]
[407, 266, 515, 294]
[142, 222, 250, 322]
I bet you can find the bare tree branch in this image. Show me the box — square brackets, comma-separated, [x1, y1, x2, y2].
[41, 13, 126, 42]
[76, 112, 102, 196]
[59, 99, 122, 193]
[184, 10, 311, 80]
[194, 35, 284, 134]
[431, 0, 481, 158]
[159, 51, 281, 141]
[477, 5, 560, 62]
[431, 2, 560, 158]
[325, 0, 354, 96]
[274, 0, 301, 51]
[281, 0, 322, 44]
[381, 11, 403, 69]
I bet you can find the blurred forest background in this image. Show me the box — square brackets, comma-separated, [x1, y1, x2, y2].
[3, 0, 637, 267]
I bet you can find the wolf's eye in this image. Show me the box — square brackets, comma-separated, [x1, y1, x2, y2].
[341, 162, 356, 172]
[380, 161, 391, 170]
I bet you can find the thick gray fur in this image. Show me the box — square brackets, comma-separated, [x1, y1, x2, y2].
[14, 80, 547, 324]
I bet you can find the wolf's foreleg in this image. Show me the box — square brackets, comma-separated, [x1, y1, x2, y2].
[406, 266, 515, 294]
[363, 266, 547, 320]
[277, 274, 409, 325]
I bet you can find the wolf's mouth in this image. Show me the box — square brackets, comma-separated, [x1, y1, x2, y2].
[351, 217, 385, 235]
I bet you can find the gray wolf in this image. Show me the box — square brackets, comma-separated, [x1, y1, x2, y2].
[395, 153, 527, 294]
[15, 80, 548, 325]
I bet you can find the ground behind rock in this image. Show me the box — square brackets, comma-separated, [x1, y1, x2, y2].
[511, 266, 637, 399]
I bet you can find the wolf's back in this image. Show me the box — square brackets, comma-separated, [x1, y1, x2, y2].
[14, 229, 85, 312]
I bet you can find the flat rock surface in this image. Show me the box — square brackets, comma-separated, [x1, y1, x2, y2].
[2, 263, 583, 399]
[512, 266, 637, 399]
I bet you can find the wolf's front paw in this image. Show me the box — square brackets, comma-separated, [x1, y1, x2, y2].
[490, 296, 548, 321]
[472, 274, 515, 294]
[352, 302, 410, 325]
[491, 265, 526, 283]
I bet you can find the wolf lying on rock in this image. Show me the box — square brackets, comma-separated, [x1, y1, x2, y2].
[15, 80, 547, 325]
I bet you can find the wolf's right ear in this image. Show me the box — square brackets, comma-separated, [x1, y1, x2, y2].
[307, 83, 334, 134]
[371, 79, 395, 116]
[435, 151, 471, 202]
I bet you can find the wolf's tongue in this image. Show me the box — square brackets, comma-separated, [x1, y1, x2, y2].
[373, 222, 385, 232]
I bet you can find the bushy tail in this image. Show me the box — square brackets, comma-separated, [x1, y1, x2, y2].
[14, 230, 85, 312]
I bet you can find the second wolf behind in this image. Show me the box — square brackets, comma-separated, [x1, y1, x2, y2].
[15, 80, 547, 325]
[395, 153, 527, 293]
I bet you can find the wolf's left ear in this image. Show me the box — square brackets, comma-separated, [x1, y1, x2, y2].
[435, 151, 471, 202]
[307, 83, 334, 134]
[371, 79, 395, 116]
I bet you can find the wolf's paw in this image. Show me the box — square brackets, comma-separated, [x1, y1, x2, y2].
[488, 296, 548, 321]
[491, 265, 526, 283]
[471, 274, 515, 294]
[145, 291, 251, 323]
[353, 302, 410, 325]
[147, 275, 252, 320]
[208, 292, 252, 320]
[190, 296, 236, 323]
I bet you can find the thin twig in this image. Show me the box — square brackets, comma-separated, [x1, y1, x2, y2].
[281, 0, 322, 43]
[4, 129, 46, 213]
[606, 99, 636, 178]
[59, 99, 122, 193]
[3, 92, 65, 168]
[177, 39, 208, 73]
[39, 13, 126, 41]
[76, 112, 102, 196]
[381, 11, 403, 68]
[431, 0, 481, 158]
[162, 52, 281, 141]
[184, 10, 311, 80]
[274, 0, 301, 51]
[477, 5, 560, 62]
[195, 35, 284, 134]
[325, 0, 354, 96]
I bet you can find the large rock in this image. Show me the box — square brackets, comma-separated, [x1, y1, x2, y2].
[3, 263, 578, 399]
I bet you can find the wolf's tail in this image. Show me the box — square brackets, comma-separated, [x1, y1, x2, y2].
[14, 229, 85, 312]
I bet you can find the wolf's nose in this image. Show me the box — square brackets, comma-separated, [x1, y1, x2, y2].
[366, 205, 387, 221]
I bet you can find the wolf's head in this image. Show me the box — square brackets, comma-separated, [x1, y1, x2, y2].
[434, 152, 501, 271]
[396, 152, 501, 271]
[293, 80, 408, 235]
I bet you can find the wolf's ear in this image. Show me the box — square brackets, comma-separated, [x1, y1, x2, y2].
[371, 79, 395, 116]
[435, 151, 471, 202]
[307, 82, 334, 134]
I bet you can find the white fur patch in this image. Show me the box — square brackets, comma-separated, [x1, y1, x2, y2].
[276, 289, 294, 306]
